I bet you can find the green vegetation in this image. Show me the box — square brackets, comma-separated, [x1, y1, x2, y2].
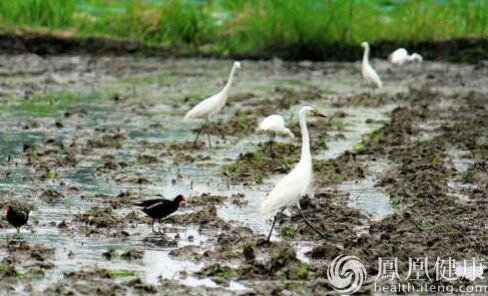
[109, 269, 135, 277]
[0, 0, 487, 57]
[0, 264, 20, 278]
[281, 226, 297, 240]
[17, 90, 111, 115]
[389, 193, 403, 207]
[297, 263, 309, 280]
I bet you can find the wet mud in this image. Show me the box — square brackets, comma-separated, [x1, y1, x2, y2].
[0, 54, 487, 295]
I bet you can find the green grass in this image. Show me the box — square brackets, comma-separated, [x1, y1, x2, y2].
[109, 269, 135, 277]
[0, 0, 487, 56]
[18, 90, 107, 115]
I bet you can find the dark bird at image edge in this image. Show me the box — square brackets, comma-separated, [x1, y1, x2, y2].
[6, 206, 29, 233]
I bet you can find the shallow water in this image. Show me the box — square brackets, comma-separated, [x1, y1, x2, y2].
[0, 57, 408, 293]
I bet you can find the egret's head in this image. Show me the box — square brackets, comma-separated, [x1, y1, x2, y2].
[360, 41, 369, 49]
[300, 106, 314, 114]
[234, 61, 241, 69]
[300, 106, 327, 117]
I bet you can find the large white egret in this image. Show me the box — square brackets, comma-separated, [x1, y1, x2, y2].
[259, 106, 327, 242]
[256, 114, 294, 154]
[184, 61, 241, 147]
[361, 42, 383, 88]
[389, 48, 423, 65]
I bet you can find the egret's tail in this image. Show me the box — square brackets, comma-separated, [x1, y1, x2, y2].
[376, 79, 383, 89]
[183, 109, 195, 121]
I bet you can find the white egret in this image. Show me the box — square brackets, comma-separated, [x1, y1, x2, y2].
[360, 42, 383, 88]
[256, 114, 294, 154]
[184, 61, 241, 147]
[389, 48, 423, 65]
[259, 106, 327, 242]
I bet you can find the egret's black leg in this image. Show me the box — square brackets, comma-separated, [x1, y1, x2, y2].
[270, 134, 276, 156]
[206, 132, 212, 148]
[193, 126, 204, 146]
[297, 201, 327, 240]
[266, 214, 278, 242]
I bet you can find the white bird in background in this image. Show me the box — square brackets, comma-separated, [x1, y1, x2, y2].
[259, 106, 327, 242]
[184, 61, 241, 147]
[361, 41, 383, 89]
[256, 114, 294, 154]
[389, 48, 423, 65]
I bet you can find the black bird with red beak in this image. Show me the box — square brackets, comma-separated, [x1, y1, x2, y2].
[5, 206, 29, 234]
[134, 194, 187, 233]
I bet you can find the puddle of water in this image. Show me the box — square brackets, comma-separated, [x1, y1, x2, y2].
[339, 177, 393, 220]
[448, 148, 474, 174]
[447, 148, 476, 202]
[318, 105, 394, 160]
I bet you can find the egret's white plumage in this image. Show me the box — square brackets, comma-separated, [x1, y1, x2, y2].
[361, 42, 383, 88]
[184, 61, 241, 120]
[260, 107, 314, 214]
[256, 115, 294, 139]
[389, 48, 423, 65]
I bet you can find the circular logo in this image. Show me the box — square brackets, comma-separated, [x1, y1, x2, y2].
[327, 255, 367, 294]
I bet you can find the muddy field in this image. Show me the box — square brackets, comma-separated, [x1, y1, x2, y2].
[0, 54, 487, 295]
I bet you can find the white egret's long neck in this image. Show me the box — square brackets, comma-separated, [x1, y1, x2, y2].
[299, 110, 311, 164]
[362, 45, 369, 65]
[222, 65, 237, 93]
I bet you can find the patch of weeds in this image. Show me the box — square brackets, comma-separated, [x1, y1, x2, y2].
[367, 129, 384, 145]
[0, 264, 20, 278]
[297, 263, 309, 280]
[201, 264, 238, 285]
[352, 142, 365, 153]
[18, 91, 104, 116]
[110, 269, 135, 277]
[222, 142, 300, 184]
[428, 153, 442, 166]
[281, 226, 297, 240]
[390, 194, 403, 207]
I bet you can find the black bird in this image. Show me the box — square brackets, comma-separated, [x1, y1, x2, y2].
[134, 194, 187, 233]
[5, 206, 29, 233]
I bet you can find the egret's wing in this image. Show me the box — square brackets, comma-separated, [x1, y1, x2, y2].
[367, 65, 383, 88]
[257, 115, 286, 133]
[184, 92, 223, 120]
[260, 166, 309, 214]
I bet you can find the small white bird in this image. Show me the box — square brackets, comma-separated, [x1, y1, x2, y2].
[389, 48, 423, 65]
[361, 42, 383, 88]
[256, 114, 294, 154]
[184, 61, 241, 147]
[260, 106, 327, 242]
